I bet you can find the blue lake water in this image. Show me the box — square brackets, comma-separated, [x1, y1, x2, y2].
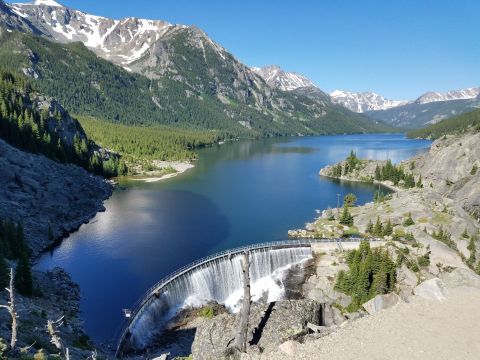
[36, 133, 431, 343]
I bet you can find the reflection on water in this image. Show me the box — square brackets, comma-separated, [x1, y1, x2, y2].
[36, 133, 431, 342]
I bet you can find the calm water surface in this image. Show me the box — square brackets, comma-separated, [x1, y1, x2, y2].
[36, 134, 431, 342]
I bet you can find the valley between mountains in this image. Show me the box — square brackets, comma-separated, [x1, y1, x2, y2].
[0, 1, 479, 360]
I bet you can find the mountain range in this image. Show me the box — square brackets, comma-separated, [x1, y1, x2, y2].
[0, 0, 393, 139]
[253, 65, 480, 129]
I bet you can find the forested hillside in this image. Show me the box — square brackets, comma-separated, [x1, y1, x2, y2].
[77, 116, 220, 164]
[407, 109, 480, 139]
[0, 30, 392, 138]
[0, 69, 122, 176]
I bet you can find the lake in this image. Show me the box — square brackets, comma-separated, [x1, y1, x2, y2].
[36, 133, 431, 343]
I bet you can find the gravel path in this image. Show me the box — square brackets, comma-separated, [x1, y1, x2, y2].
[254, 286, 480, 360]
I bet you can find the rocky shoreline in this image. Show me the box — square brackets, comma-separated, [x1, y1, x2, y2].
[267, 131, 480, 359]
[0, 138, 113, 357]
[0, 138, 113, 258]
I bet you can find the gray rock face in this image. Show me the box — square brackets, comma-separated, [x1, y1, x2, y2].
[252, 65, 316, 91]
[330, 90, 408, 113]
[362, 293, 400, 315]
[440, 268, 480, 289]
[0, 138, 112, 257]
[406, 132, 480, 220]
[191, 300, 322, 360]
[414, 278, 447, 301]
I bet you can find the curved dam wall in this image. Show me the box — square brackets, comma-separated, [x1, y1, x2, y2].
[122, 245, 313, 352]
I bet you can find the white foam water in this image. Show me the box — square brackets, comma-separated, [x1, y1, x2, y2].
[127, 246, 312, 349]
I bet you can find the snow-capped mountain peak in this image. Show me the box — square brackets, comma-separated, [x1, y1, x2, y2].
[33, 0, 62, 6]
[252, 65, 316, 91]
[14, 0, 64, 7]
[415, 87, 480, 104]
[9, 1, 178, 67]
[329, 90, 408, 113]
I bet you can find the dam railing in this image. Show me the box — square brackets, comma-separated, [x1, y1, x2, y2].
[115, 237, 382, 356]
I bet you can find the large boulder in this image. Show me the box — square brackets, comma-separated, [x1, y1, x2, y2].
[413, 278, 447, 301]
[440, 268, 480, 289]
[362, 293, 400, 315]
[191, 300, 321, 360]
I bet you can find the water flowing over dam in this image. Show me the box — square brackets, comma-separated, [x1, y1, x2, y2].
[118, 242, 317, 354]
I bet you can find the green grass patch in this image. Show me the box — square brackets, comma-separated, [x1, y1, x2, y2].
[431, 212, 452, 225]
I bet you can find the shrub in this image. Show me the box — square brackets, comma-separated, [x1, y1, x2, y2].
[198, 306, 215, 319]
[471, 164, 478, 176]
[403, 213, 415, 226]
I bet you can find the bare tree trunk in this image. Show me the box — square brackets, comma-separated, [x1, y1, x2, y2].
[47, 317, 70, 360]
[0, 268, 18, 351]
[235, 251, 251, 353]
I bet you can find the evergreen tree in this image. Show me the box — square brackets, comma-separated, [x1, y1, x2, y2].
[383, 219, 393, 236]
[462, 228, 469, 239]
[15, 252, 33, 297]
[339, 206, 354, 226]
[374, 216, 383, 236]
[335, 241, 397, 311]
[374, 165, 381, 181]
[403, 213, 415, 226]
[343, 193, 357, 207]
[366, 219, 374, 234]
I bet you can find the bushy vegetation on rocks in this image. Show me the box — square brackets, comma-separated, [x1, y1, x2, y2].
[335, 241, 397, 311]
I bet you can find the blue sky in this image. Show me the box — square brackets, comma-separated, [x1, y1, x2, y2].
[10, 0, 480, 99]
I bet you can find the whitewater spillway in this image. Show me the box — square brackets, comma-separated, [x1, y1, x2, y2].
[116, 238, 362, 356]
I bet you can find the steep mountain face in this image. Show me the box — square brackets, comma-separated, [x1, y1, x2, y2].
[0, 0, 390, 136]
[415, 87, 480, 105]
[367, 97, 480, 129]
[252, 65, 316, 91]
[10, 0, 178, 69]
[329, 90, 408, 113]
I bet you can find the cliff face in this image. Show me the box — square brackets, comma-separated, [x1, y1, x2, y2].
[404, 133, 480, 220]
[0, 138, 112, 257]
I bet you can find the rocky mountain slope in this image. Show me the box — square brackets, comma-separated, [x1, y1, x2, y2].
[252, 65, 316, 91]
[330, 90, 408, 112]
[0, 138, 112, 257]
[407, 108, 480, 139]
[331, 87, 479, 129]
[0, 0, 390, 137]
[416, 87, 480, 104]
[367, 96, 480, 129]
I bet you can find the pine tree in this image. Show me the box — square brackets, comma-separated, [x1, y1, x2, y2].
[383, 219, 393, 236]
[339, 206, 354, 226]
[15, 253, 33, 297]
[366, 219, 374, 234]
[374, 216, 383, 236]
[403, 213, 415, 226]
[462, 228, 469, 239]
[343, 193, 357, 207]
[374, 165, 381, 181]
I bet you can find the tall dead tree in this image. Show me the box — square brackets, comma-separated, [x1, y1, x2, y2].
[234, 251, 251, 353]
[47, 317, 70, 360]
[0, 268, 18, 351]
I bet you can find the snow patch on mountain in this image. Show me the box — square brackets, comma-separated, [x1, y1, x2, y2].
[9, 1, 178, 67]
[32, 0, 62, 6]
[252, 65, 316, 91]
[415, 87, 480, 104]
[330, 90, 408, 113]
